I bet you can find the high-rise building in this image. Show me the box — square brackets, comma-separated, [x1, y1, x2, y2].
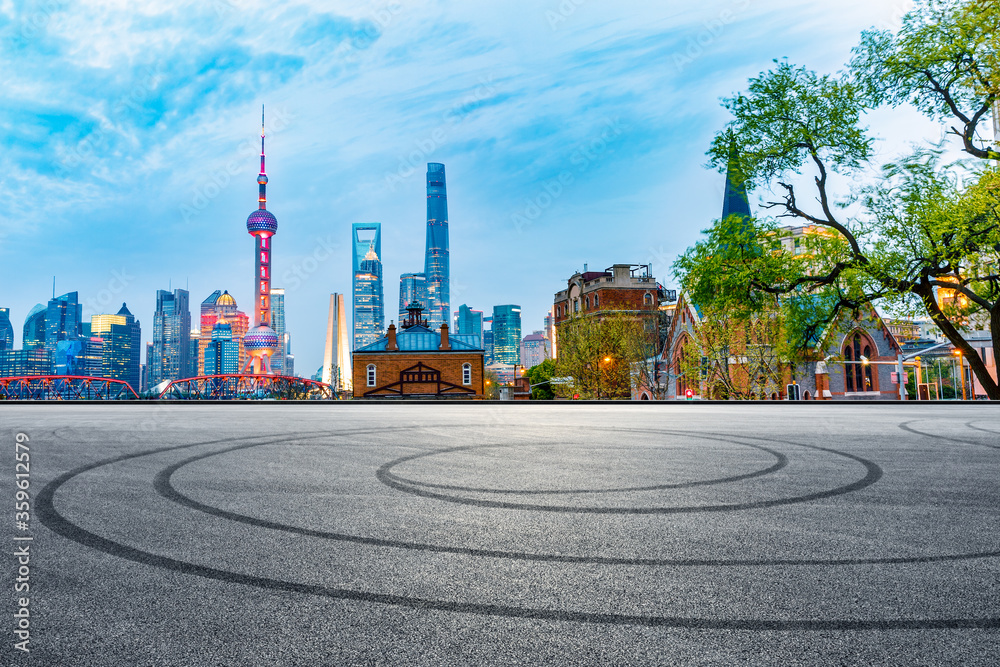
[197, 290, 249, 374]
[398, 272, 426, 320]
[323, 293, 352, 391]
[423, 163, 450, 330]
[150, 288, 191, 385]
[45, 292, 82, 354]
[520, 330, 550, 370]
[482, 316, 494, 365]
[242, 107, 280, 374]
[22, 304, 46, 350]
[0, 348, 52, 377]
[91, 303, 142, 391]
[352, 223, 384, 350]
[492, 305, 522, 365]
[270, 287, 287, 375]
[204, 322, 240, 375]
[0, 308, 12, 351]
[456, 304, 483, 347]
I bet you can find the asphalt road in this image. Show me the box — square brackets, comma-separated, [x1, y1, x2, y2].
[2, 402, 999, 666]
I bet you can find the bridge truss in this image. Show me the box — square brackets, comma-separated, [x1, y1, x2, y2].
[158, 374, 334, 400]
[0, 376, 140, 401]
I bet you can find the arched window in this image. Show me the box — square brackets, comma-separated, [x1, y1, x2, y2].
[674, 336, 690, 398]
[843, 332, 875, 392]
[586, 296, 590, 310]
[644, 292, 653, 306]
[462, 363, 472, 385]
[594, 294, 599, 307]
[367, 364, 376, 387]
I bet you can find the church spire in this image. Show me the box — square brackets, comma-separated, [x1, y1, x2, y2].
[721, 138, 752, 221]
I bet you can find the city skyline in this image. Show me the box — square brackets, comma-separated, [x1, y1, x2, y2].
[1, 1, 949, 376]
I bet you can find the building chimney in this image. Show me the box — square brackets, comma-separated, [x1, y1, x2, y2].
[439, 323, 451, 350]
[386, 323, 398, 351]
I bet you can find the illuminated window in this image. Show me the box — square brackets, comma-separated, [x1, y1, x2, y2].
[261, 236, 269, 249]
[462, 363, 471, 385]
[260, 281, 267, 294]
[260, 252, 268, 264]
[261, 267, 268, 279]
[367, 364, 376, 387]
[843, 332, 875, 392]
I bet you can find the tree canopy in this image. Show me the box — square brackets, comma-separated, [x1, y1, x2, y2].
[674, 0, 1000, 399]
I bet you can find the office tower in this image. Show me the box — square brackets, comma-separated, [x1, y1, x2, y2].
[91, 303, 142, 391]
[45, 291, 82, 353]
[492, 305, 522, 365]
[22, 304, 46, 350]
[0, 308, 12, 350]
[143, 342, 154, 390]
[352, 223, 384, 350]
[150, 288, 191, 385]
[398, 272, 426, 319]
[456, 304, 484, 347]
[482, 316, 494, 365]
[520, 331, 550, 370]
[205, 322, 240, 375]
[0, 348, 52, 377]
[270, 287, 287, 375]
[423, 163, 450, 330]
[243, 107, 280, 374]
[323, 293, 352, 390]
[78, 335, 106, 378]
[197, 290, 248, 374]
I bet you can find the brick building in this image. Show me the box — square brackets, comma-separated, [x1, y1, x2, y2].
[352, 306, 485, 399]
[553, 264, 667, 325]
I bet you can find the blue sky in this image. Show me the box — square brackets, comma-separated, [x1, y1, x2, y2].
[2, 0, 946, 376]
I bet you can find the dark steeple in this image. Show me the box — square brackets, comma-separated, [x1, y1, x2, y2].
[721, 140, 752, 221]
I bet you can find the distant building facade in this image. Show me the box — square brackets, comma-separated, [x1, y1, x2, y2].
[423, 163, 450, 330]
[455, 304, 484, 347]
[353, 222, 385, 350]
[204, 322, 240, 375]
[399, 272, 427, 320]
[519, 330, 550, 370]
[22, 304, 46, 350]
[91, 303, 142, 391]
[197, 290, 248, 375]
[0, 308, 12, 350]
[150, 288, 191, 385]
[491, 305, 522, 365]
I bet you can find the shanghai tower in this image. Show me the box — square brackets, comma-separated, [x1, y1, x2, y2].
[423, 163, 450, 330]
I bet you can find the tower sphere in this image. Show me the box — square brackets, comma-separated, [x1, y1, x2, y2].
[246, 209, 277, 235]
[257, 173, 268, 185]
[243, 325, 279, 354]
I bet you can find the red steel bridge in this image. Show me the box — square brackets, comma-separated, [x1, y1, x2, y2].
[0, 375, 334, 401]
[157, 374, 334, 400]
[0, 376, 140, 401]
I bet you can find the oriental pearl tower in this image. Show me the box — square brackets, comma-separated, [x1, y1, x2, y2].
[242, 106, 280, 374]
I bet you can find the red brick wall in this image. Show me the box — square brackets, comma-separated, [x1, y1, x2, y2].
[352, 352, 485, 398]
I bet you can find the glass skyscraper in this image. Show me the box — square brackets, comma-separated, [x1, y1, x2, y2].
[352, 222, 385, 350]
[492, 305, 522, 365]
[0, 308, 12, 351]
[270, 287, 287, 375]
[456, 304, 483, 347]
[205, 322, 240, 375]
[398, 272, 427, 321]
[150, 288, 191, 385]
[22, 304, 46, 350]
[91, 303, 142, 392]
[423, 163, 450, 330]
[45, 292, 82, 354]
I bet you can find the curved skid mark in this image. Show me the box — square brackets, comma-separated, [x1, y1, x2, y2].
[35, 426, 1000, 629]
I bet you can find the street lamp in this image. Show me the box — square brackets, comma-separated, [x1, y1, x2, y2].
[953, 349, 967, 400]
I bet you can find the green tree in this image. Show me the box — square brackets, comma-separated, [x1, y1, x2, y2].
[526, 358, 556, 399]
[554, 312, 660, 399]
[676, 0, 1000, 399]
